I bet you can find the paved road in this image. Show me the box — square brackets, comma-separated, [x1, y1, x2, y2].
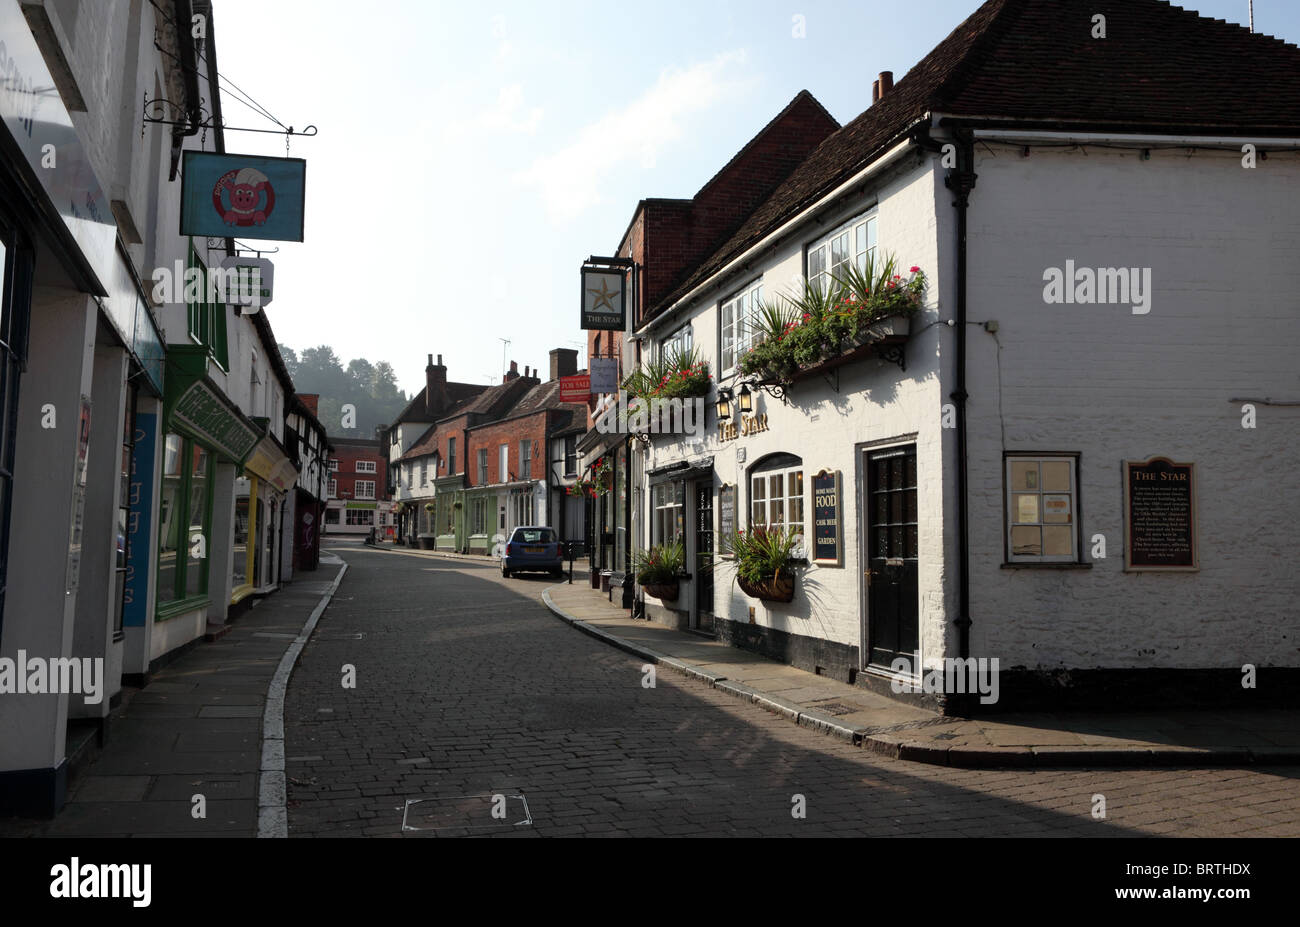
[284, 542, 1300, 837]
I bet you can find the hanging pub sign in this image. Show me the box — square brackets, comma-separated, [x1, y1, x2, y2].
[559, 374, 591, 402]
[1123, 457, 1198, 571]
[181, 151, 306, 242]
[580, 266, 626, 330]
[589, 357, 620, 394]
[812, 469, 843, 566]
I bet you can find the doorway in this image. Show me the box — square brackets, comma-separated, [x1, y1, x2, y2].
[863, 445, 919, 671]
[692, 480, 714, 633]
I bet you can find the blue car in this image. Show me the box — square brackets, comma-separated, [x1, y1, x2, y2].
[501, 526, 564, 578]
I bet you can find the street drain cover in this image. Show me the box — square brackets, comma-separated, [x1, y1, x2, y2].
[401, 793, 532, 833]
[811, 701, 857, 716]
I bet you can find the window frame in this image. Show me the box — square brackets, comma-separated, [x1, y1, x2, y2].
[804, 210, 877, 296]
[719, 278, 764, 378]
[355, 460, 376, 474]
[1003, 453, 1082, 564]
[659, 322, 692, 362]
[747, 453, 806, 555]
[354, 479, 376, 500]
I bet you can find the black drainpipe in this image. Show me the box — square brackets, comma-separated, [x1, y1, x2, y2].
[169, 0, 201, 180]
[913, 121, 977, 675]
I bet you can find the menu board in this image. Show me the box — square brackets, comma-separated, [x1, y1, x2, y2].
[813, 469, 842, 566]
[1124, 457, 1197, 571]
[718, 483, 735, 556]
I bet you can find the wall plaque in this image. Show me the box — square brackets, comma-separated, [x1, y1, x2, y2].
[1124, 457, 1197, 571]
[812, 469, 843, 566]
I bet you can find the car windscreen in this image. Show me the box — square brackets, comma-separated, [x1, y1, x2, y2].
[513, 529, 556, 544]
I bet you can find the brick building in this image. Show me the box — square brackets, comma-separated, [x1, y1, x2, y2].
[324, 437, 391, 536]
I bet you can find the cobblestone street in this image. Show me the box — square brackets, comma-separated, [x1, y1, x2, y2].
[282, 542, 1300, 837]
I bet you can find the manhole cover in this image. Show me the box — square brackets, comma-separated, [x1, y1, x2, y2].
[401, 793, 531, 832]
[810, 701, 857, 717]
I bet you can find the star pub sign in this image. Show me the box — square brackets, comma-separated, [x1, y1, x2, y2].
[580, 258, 630, 331]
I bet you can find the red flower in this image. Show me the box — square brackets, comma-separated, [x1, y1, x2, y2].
[909, 265, 920, 273]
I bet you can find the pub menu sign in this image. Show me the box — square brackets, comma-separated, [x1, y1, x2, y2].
[1124, 457, 1198, 571]
[812, 469, 842, 566]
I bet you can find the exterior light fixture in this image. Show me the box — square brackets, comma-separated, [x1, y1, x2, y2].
[738, 383, 753, 414]
[715, 388, 733, 421]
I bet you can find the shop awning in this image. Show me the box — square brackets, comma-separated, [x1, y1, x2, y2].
[244, 433, 299, 492]
[648, 457, 714, 486]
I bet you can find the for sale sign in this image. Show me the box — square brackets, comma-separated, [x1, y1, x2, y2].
[560, 374, 591, 402]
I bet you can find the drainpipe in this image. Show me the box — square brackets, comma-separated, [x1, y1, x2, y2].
[913, 121, 977, 669]
[169, 0, 201, 180]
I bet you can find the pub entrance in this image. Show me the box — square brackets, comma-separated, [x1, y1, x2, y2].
[862, 444, 919, 671]
[692, 479, 714, 633]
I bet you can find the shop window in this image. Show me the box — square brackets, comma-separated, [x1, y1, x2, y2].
[1005, 455, 1079, 562]
[652, 480, 685, 544]
[114, 385, 137, 638]
[345, 508, 375, 526]
[232, 477, 251, 589]
[806, 212, 876, 296]
[720, 279, 763, 376]
[514, 490, 534, 527]
[748, 453, 805, 551]
[157, 433, 213, 607]
[0, 224, 32, 630]
[472, 497, 487, 534]
[324, 508, 340, 525]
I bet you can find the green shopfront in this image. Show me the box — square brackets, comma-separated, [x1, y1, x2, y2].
[151, 345, 260, 660]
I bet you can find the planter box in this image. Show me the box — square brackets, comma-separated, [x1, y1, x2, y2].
[642, 580, 680, 602]
[736, 569, 796, 603]
[751, 312, 914, 388]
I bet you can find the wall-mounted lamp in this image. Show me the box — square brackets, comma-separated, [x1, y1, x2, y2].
[737, 383, 753, 414]
[715, 387, 733, 421]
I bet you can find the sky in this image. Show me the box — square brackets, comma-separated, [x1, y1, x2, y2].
[212, 0, 1297, 397]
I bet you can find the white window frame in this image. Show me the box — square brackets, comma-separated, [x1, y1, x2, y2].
[659, 323, 692, 361]
[326, 478, 337, 498]
[477, 448, 489, 484]
[499, 444, 509, 482]
[749, 461, 806, 554]
[355, 460, 376, 473]
[720, 279, 764, 377]
[652, 480, 685, 544]
[448, 437, 456, 474]
[1005, 455, 1079, 563]
[806, 211, 877, 296]
[328, 459, 339, 472]
[520, 440, 531, 480]
[354, 480, 376, 500]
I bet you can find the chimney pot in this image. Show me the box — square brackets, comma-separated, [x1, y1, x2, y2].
[872, 79, 880, 104]
[878, 71, 893, 97]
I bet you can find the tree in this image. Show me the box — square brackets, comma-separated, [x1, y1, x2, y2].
[287, 344, 408, 438]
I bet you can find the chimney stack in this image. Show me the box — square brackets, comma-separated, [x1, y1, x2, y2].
[505, 360, 519, 382]
[876, 71, 893, 101]
[425, 353, 448, 417]
[549, 348, 578, 381]
[297, 393, 319, 417]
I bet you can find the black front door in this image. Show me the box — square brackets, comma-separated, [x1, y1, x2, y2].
[694, 481, 714, 633]
[865, 445, 918, 670]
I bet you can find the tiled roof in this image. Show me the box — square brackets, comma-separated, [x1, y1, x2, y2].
[392, 380, 490, 424]
[650, 0, 1300, 317]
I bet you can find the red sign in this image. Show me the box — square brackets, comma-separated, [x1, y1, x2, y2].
[560, 374, 591, 402]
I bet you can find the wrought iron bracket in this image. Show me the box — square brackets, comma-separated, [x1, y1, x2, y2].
[877, 343, 907, 371]
[143, 92, 318, 140]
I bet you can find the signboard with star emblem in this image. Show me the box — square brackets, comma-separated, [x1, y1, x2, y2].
[581, 267, 626, 331]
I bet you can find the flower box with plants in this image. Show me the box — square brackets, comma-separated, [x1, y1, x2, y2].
[567, 455, 613, 497]
[634, 539, 686, 602]
[619, 347, 712, 436]
[739, 253, 925, 387]
[723, 525, 801, 603]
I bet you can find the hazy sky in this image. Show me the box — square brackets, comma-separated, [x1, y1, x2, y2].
[211, 0, 1294, 397]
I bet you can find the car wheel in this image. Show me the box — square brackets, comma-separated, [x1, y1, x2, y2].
[501, 567, 511, 578]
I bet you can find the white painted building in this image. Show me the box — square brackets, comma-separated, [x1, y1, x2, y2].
[627, 0, 1300, 711]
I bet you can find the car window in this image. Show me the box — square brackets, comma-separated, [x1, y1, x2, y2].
[512, 528, 555, 543]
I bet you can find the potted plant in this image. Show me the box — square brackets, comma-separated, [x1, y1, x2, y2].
[722, 525, 801, 603]
[634, 540, 686, 602]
